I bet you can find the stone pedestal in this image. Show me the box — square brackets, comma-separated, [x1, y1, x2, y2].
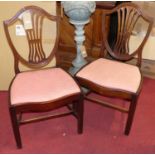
[62, 1, 96, 75]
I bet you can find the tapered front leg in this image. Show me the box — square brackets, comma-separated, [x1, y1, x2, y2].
[125, 95, 138, 135]
[9, 107, 22, 148]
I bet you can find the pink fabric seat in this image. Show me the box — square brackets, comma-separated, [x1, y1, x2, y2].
[76, 58, 141, 93]
[11, 68, 80, 105]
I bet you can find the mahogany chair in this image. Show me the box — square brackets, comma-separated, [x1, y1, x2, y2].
[75, 3, 153, 135]
[4, 6, 83, 148]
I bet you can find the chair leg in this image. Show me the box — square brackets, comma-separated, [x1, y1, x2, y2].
[9, 107, 22, 149]
[72, 101, 77, 112]
[77, 96, 84, 134]
[125, 95, 138, 135]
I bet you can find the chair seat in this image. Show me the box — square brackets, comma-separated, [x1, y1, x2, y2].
[11, 68, 80, 105]
[76, 58, 141, 93]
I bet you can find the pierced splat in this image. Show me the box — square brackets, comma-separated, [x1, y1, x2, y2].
[102, 3, 153, 65]
[113, 7, 140, 55]
[4, 6, 60, 73]
[20, 11, 46, 63]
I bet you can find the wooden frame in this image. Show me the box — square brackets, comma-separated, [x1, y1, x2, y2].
[75, 2, 153, 135]
[102, 2, 153, 66]
[4, 6, 84, 149]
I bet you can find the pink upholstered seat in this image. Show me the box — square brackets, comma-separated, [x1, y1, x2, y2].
[76, 58, 141, 93]
[11, 68, 80, 105]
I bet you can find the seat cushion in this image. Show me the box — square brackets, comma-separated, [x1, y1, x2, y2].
[11, 68, 80, 105]
[76, 58, 141, 93]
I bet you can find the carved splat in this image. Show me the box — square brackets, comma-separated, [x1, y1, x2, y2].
[113, 7, 140, 55]
[102, 3, 153, 66]
[4, 6, 60, 73]
[21, 12, 46, 63]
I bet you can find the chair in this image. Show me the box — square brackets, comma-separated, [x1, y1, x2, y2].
[75, 3, 153, 135]
[3, 6, 83, 148]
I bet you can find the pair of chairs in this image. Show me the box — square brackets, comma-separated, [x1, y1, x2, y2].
[3, 3, 153, 148]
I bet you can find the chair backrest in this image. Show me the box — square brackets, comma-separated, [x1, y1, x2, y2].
[4, 6, 60, 74]
[102, 2, 153, 67]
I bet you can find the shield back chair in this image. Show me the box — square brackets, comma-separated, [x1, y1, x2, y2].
[4, 6, 83, 149]
[75, 3, 153, 135]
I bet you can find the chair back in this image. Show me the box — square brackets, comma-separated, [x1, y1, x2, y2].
[102, 2, 153, 67]
[4, 6, 60, 74]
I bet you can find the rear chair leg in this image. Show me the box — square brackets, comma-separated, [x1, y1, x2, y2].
[77, 95, 84, 134]
[9, 107, 22, 148]
[125, 95, 138, 135]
